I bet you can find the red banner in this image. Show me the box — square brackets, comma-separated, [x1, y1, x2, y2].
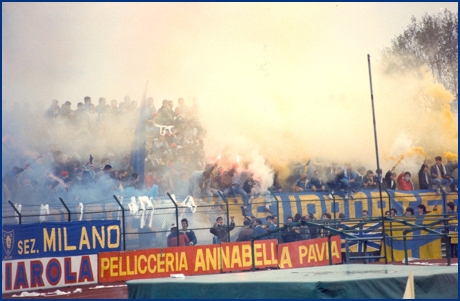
[98, 237, 342, 283]
[220, 240, 278, 272]
[278, 236, 342, 268]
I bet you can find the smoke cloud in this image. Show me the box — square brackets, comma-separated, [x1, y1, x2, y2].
[2, 3, 458, 189]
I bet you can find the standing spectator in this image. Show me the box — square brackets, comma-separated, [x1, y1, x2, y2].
[181, 218, 197, 246]
[253, 218, 266, 239]
[362, 210, 369, 220]
[236, 218, 254, 242]
[281, 216, 298, 243]
[167, 225, 190, 247]
[384, 166, 397, 190]
[308, 213, 321, 239]
[210, 216, 235, 244]
[445, 157, 458, 193]
[298, 216, 311, 240]
[95, 97, 107, 117]
[45, 99, 61, 119]
[404, 207, 415, 216]
[397, 171, 414, 191]
[431, 156, 454, 193]
[418, 163, 431, 190]
[2, 164, 29, 203]
[109, 99, 119, 116]
[60, 101, 73, 120]
[416, 204, 427, 215]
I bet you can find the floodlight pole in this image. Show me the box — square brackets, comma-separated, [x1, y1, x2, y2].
[368, 54, 388, 264]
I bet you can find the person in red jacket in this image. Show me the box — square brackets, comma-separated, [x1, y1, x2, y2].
[167, 225, 190, 247]
[397, 171, 414, 191]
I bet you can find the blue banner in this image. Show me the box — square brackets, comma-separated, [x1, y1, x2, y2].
[272, 189, 458, 219]
[2, 220, 121, 261]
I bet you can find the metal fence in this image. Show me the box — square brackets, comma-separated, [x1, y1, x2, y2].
[2, 190, 457, 264]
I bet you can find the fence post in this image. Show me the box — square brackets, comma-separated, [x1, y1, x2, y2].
[251, 238, 256, 271]
[445, 233, 451, 266]
[8, 201, 21, 224]
[345, 239, 350, 264]
[113, 195, 126, 251]
[270, 190, 281, 242]
[59, 198, 71, 222]
[327, 235, 332, 265]
[403, 232, 408, 266]
[166, 193, 180, 246]
[218, 191, 231, 242]
[381, 184, 394, 262]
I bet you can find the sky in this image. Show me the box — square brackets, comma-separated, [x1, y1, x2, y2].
[2, 2, 458, 182]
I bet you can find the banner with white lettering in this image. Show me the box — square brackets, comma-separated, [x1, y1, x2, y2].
[2, 221, 121, 261]
[2, 255, 97, 293]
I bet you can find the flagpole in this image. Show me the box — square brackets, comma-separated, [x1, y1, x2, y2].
[367, 54, 388, 264]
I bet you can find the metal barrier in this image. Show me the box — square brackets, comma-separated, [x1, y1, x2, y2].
[2, 190, 457, 265]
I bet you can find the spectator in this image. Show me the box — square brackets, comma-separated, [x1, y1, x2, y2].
[390, 208, 398, 217]
[181, 218, 197, 246]
[188, 165, 215, 203]
[430, 156, 454, 193]
[236, 218, 254, 242]
[298, 216, 311, 240]
[167, 225, 190, 247]
[418, 163, 431, 190]
[281, 216, 297, 243]
[308, 212, 321, 239]
[252, 218, 266, 240]
[210, 216, 235, 244]
[397, 171, 414, 191]
[295, 174, 310, 192]
[363, 170, 377, 189]
[417, 204, 427, 215]
[310, 169, 327, 192]
[320, 212, 331, 237]
[2, 164, 30, 203]
[230, 163, 251, 212]
[404, 207, 415, 216]
[45, 99, 60, 119]
[384, 166, 397, 190]
[264, 215, 279, 241]
[362, 210, 369, 220]
[445, 157, 458, 193]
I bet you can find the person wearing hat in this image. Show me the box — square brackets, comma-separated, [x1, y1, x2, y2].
[210, 216, 235, 244]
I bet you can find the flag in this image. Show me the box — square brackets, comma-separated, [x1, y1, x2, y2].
[130, 81, 149, 190]
[403, 270, 415, 299]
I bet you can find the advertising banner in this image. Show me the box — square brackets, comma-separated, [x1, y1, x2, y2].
[2, 220, 121, 261]
[277, 236, 342, 268]
[2, 255, 97, 293]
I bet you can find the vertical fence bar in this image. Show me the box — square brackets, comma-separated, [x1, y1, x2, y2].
[403, 233, 408, 265]
[8, 201, 21, 224]
[59, 198, 71, 222]
[345, 239, 350, 264]
[251, 238, 256, 271]
[218, 191, 231, 242]
[113, 195, 126, 251]
[328, 235, 333, 265]
[445, 233, 451, 266]
[166, 193, 179, 246]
